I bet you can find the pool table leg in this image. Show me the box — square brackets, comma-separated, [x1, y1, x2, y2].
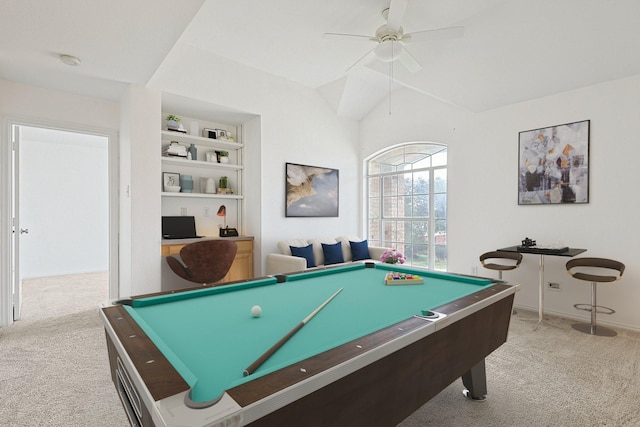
[461, 359, 487, 401]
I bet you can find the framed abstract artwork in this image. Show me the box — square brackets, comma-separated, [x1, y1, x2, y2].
[285, 162, 339, 217]
[518, 120, 590, 205]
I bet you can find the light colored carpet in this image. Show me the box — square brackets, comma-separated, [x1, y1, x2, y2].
[0, 273, 128, 427]
[399, 312, 640, 426]
[1, 274, 639, 427]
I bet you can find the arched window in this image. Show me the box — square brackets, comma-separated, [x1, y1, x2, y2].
[366, 143, 447, 270]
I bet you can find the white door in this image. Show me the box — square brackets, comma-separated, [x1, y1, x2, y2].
[12, 124, 110, 320]
[11, 125, 22, 320]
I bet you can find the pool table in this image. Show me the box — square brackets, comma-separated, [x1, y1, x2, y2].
[101, 262, 517, 427]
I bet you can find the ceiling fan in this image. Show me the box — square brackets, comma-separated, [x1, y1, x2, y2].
[323, 0, 464, 73]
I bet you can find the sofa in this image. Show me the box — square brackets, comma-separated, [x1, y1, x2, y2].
[266, 236, 387, 275]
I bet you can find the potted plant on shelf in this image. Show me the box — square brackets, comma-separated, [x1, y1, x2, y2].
[166, 115, 181, 130]
[219, 151, 229, 164]
[217, 176, 233, 194]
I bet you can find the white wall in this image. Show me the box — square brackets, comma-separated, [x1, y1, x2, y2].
[149, 44, 360, 274]
[361, 75, 640, 331]
[0, 80, 120, 128]
[119, 85, 162, 297]
[19, 127, 108, 277]
[244, 116, 263, 270]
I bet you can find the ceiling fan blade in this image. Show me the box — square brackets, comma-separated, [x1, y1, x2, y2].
[398, 47, 422, 73]
[403, 26, 465, 43]
[345, 46, 377, 73]
[323, 32, 376, 42]
[387, 0, 409, 30]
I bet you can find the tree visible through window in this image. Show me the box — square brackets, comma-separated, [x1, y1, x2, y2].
[366, 143, 447, 270]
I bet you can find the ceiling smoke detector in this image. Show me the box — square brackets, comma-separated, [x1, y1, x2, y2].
[60, 54, 81, 66]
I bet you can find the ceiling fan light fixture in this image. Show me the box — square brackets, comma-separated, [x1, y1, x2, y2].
[375, 40, 401, 63]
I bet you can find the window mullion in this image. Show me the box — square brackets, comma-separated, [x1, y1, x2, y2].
[428, 168, 435, 269]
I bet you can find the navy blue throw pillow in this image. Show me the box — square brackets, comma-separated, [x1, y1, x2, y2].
[350, 240, 371, 261]
[322, 242, 344, 265]
[290, 244, 316, 268]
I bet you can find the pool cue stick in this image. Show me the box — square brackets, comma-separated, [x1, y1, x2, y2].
[243, 287, 343, 377]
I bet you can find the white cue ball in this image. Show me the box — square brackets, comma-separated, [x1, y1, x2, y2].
[251, 305, 262, 318]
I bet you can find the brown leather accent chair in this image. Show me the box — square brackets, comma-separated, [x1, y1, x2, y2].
[166, 240, 238, 285]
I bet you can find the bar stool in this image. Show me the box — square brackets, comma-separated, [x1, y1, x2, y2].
[480, 251, 523, 315]
[566, 257, 624, 337]
[479, 251, 523, 280]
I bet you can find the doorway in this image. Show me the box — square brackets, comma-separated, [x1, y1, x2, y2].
[13, 124, 110, 321]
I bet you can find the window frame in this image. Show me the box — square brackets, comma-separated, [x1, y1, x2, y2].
[365, 143, 447, 270]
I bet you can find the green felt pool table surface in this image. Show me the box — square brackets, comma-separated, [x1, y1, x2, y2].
[123, 263, 495, 404]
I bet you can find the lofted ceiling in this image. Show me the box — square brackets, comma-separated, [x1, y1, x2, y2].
[2, 0, 640, 120]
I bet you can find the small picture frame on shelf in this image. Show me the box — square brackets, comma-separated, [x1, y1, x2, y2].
[163, 172, 181, 192]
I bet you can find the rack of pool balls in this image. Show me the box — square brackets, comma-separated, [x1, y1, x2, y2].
[384, 271, 424, 285]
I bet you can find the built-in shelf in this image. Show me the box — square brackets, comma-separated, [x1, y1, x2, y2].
[161, 130, 243, 150]
[161, 156, 243, 170]
[161, 105, 245, 235]
[161, 192, 242, 199]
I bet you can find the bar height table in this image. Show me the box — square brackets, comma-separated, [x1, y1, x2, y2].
[497, 246, 587, 330]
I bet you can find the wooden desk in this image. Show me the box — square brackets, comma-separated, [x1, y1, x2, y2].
[498, 245, 586, 330]
[162, 236, 254, 283]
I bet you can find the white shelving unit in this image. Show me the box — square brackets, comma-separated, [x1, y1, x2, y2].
[162, 130, 242, 151]
[160, 121, 245, 235]
[160, 192, 243, 199]
[161, 130, 243, 199]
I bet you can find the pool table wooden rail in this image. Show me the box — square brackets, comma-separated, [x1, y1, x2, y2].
[103, 305, 189, 402]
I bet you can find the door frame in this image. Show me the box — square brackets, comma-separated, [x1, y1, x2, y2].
[0, 117, 119, 327]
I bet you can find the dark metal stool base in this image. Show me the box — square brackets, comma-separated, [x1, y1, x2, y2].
[571, 323, 617, 337]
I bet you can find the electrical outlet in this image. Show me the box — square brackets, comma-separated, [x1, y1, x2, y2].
[547, 282, 561, 292]
[203, 207, 210, 217]
[471, 266, 478, 276]
[180, 207, 187, 216]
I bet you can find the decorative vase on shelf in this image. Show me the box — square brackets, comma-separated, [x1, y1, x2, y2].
[205, 177, 216, 194]
[206, 151, 217, 163]
[189, 144, 197, 161]
[180, 175, 194, 193]
[167, 119, 178, 129]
